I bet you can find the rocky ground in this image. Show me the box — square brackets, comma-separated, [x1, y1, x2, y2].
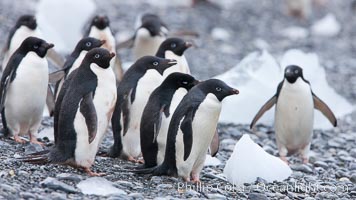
[0, 0, 356, 199]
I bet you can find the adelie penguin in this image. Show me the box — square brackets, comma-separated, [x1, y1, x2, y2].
[136, 79, 239, 182]
[21, 48, 117, 176]
[0, 37, 54, 144]
[85, 15, 123, 81]
[1, 15, 63, 72]
[109, 56, 177, 162]
[140, 72, 199, 168]
[250, 65, 337, 163]
[49, 37, 105, 100]
[156, 38, 193, 76]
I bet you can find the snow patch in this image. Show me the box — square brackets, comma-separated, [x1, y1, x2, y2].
[77, 177, 127, 196]
[204, 155, 222, 166]
[216, 49, 353, 129]
[224, 134, 292, 185]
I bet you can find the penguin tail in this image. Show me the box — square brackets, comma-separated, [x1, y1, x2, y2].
[17, 150, 50, 165]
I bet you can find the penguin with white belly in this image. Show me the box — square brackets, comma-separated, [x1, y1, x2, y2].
[85, 15, 123, 81]
[49, 37, 105, 99]
[155, 38, 192, 76]
[108, 56, 177, 162]
[137, 79, 239, 182]
[140, 72, 199, 168]
[0, 37, 54, 144]
[21, 48, 117, 176]
[250, 65, 337, 163]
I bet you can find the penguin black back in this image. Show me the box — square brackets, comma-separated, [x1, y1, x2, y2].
[156, 79, 238, 175]
[156, 38, 192, 57]
[140, 72, 198, 167]
[5, 15, 37, 51]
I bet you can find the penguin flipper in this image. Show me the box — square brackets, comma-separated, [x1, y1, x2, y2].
[122, 89, 134, 136]
[80, 92, 97, 144]
[209, 129, 219, 157]
[312, 93, 337, 127]
[46, 86, 55, 116]
[250, 95, 277, 129]
[49, 70, 66, 84]
[0, 63, 16, 111]
[117, 36, 135, 49]
[153, 104, 169, 143]
[181, 111, 194, 161]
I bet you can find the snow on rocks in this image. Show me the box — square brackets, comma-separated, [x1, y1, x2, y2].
[77, 177, 127, 196]
[223, 134, 292, 185]
[216, 49, 354, 129]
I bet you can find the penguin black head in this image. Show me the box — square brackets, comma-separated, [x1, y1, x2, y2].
[284, 65, 304, 84]
[91, 15, 110, 30]
[75, 37, 105, 52]
[198, 79, 239, 101]
[134, 56, 177, 75]
[157, 38, 192, 56]
[19, 37, 54, 58]
[16, 15, 37, 30]
[139, 14, 166, 37]
[163, 72, 199, 90]
[84, 48, 115, 69]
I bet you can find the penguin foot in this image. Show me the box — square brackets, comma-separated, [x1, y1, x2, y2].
[183, 177, 191, 182]
[280, 156, 289, 165]
[302, 157, 309, 164]
[127, 156, 144, 164]
[84, 168, 106, 177]
[14, 135, 26, 144]
[30, 139, 45, 146]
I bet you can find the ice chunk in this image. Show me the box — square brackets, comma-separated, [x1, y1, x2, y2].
[77, 177, 127, 196]
[216, 49, 354, 129]
[37, 127, 54, 141]
[311, 14, 341, 37]
[224, 134, 292, 185]
[281, 26, 309, 40]
[204, 155, 222, 166]
[36, 0, 96, 53]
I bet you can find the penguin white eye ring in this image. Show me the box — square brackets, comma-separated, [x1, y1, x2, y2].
[294, 70, 298, 74]
[86, 42, 92, 47]
[33, 45, 39, 49]
[216, 87, 222, 92]
[95, 54, 100, 58]
[153, 61, 159, 66]
[182, 81, 188, 85]
[170, 43, 176, 48]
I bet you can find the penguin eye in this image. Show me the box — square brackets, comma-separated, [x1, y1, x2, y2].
[86, 42, 92, 47]
[94, 54, 100, 59]
[182, 81, 188, 85]
[170, 43, 176, 48]
[216, 87, 222, 92]
[33, 45, 39, 49]
[294, 70, 298, 74]
[153, 61, 159, 66]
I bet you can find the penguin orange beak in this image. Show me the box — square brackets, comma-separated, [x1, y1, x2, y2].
[193, 79, 200, 85]
[185, 42, 193, 48]
[109, 52, 115, 58]
[45, 43, 54, 50]
[230, 88, 239, 95]
[100, 40, 106, 45]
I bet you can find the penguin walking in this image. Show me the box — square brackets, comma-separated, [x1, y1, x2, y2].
[109, 56, 177, 162]
[49, 37, 105, 99]
[155, 38, 192, 77]
[21, 48, 117, 176]
[139, 79, 238, 182]
[140, 72, 199, 168]
[84, 15, 123, 82]
[250, 65, 337, 163]
[0, 37, 54, 144]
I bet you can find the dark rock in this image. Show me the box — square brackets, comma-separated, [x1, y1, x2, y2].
[248, 192, 268, 200]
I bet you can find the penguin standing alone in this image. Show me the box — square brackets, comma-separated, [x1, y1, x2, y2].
[250, 65, 337, 163]
[140, 72, 199, 168]
[109, 56, 177, 162]
[0, 37, 54, 144]
[85, 15, 123, 81]
[22, 48, 117, 176]
[139, 79, 239, 182]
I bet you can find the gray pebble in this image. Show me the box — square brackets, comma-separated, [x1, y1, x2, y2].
[291, 164, 313, 174]
[41, 177, 77, 193]
[157, 184, 173, 189]
[24, 143, 45, 155]
[128, 192, 144, 199]
[248, 192, 268, 200]
[20, 192, 36, 199]
[56, 173, 83, 182]
[350, 174, 356, 183]
[314, 161, 328, 169]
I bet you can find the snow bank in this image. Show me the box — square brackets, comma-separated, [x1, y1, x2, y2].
[216, 49, 354, 129]
[224, 134, 292, 185]
[36, 0, 96, 53]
